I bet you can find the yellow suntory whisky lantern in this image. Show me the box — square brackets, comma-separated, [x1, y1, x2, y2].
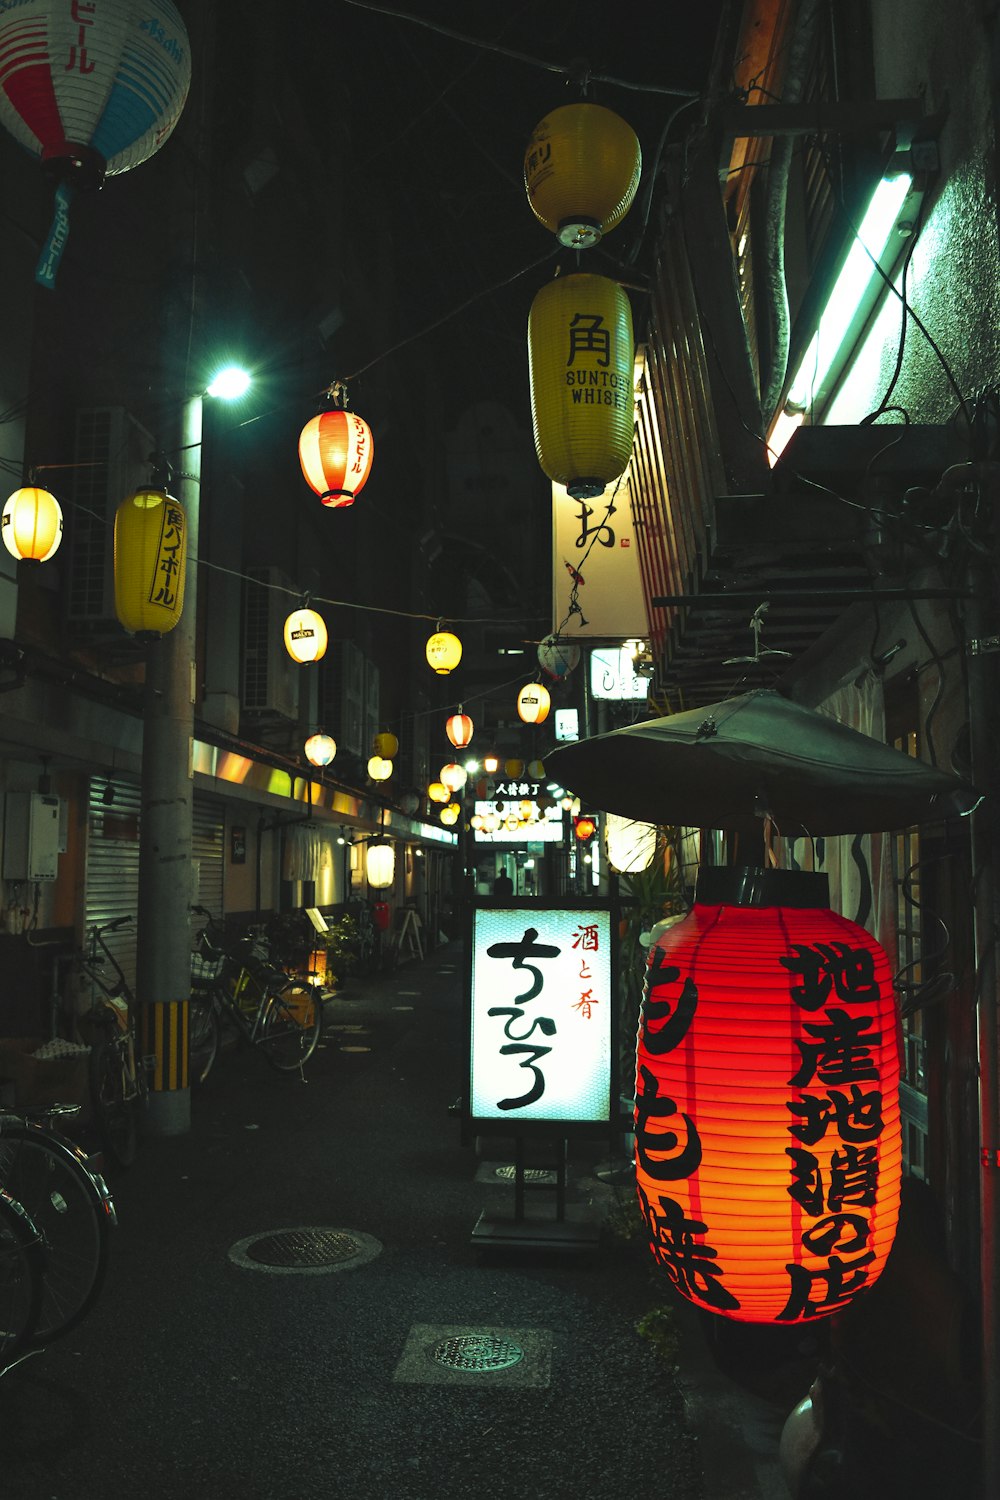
[2, 486, 63, 562]
[113, 488, 186, 636]
[374, 731, 399, 759]
[528, 272, 635, 500]
[524, 103, 641, 250]
[283, 607, 328, 663]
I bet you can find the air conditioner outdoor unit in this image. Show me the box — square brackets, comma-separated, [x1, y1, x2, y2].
[66, 407, 154, 626]
[241, 567, 298, 721]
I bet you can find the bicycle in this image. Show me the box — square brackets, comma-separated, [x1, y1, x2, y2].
[73, 916, 150, 1169]
[0, 1104, 116, 1374]
[189, 907, 323, 1085]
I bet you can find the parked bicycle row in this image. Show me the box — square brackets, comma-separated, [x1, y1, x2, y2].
[0, 1104, 115, 1378]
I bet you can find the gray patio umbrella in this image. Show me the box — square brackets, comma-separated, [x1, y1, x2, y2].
[545, 689, 980, 836]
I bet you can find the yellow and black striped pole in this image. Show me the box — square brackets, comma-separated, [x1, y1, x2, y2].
[139, 1000, 190, 1093]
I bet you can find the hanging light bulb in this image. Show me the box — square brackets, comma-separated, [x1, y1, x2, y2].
[446, 709, 474, 749]
[304, 733, 337, 767]
[426, 627, 462, 675]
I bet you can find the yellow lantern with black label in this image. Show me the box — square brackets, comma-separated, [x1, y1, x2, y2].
[524, 103, 641, 250]
[114, 488, 186, 636]
[528, 271, 634, 500]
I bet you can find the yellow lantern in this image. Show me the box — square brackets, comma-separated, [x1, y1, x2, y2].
[365, 840, 395, 889]
[304, 733, 337, 767]
[367, 755, 393, 782]
[505, 758, 524, 779]
[524, 103, 641, 249]
[428, 780, 449, 804]
[483, 751, 500, 774]
[440, 802, 460, 826]
[527, 758, 546, 779]
[2, 486, 63, 562]
[374, 731, 399, 759]
[426, 629, 462, 675]
[517, 682, 551, 725]
[528, 271, 635, 499]
[113, 488, 186, 636]
[283, 607, 328, 664]
[440, 762, 467, 793]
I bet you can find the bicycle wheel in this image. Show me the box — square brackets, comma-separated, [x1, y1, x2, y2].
[0, 1191, 43, 1369]
[89, 1034, 138, 1169]
[189, 995, 220, 1086]
[0, 1121, 113, 1347]
[259, 982, 322, 1071]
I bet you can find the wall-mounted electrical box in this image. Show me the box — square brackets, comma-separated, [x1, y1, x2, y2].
[3, 791, 61, 881]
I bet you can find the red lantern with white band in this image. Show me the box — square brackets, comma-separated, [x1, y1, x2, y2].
[299, 391, 374, 508]
[635, 866, 901, 1325]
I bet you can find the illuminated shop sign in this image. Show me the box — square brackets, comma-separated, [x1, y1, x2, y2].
[469, 904, 614, 1127]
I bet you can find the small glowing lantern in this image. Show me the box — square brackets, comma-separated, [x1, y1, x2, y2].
[517, 682, 551, 725]
[298, 404, 374, 507]
[635, 866, 902, 1325]
[528, 272, 635, 500]
[440, 802, 461, 826]
[605, 813, 657, 874]
[483, 751, 500, 774]
[304, 733, 336, 767]
[428, 780, 449, 804]
[113, 488, 186, 636]
[374, 731, 398, 759]
[440, 762, 467, 794]
[367, 755, 393, 782]
[446, 711, 474, 749]
[2, 486, 63, 562]
[365, 839, 395, 889]
[524, 102, 641, 250]
[505, 758, 524, 779]
[283, 607, 328, 663]
[573, 814, 597, 842]
[426, 629, 462, 675]
[537, 633, 581, 680]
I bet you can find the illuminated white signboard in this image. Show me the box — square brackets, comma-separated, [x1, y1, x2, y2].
[589, 646, 648, 700]
[469, 905, 613, 1126]
[554, 708, 580, 742]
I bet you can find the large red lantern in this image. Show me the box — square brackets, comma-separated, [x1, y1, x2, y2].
[635, 867, 901, 1325]
[298, 405, 374, 508]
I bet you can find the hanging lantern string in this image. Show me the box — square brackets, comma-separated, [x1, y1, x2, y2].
[340, 0, 701, 98]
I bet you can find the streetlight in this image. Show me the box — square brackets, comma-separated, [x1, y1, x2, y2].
[136, 363, 251, 1137]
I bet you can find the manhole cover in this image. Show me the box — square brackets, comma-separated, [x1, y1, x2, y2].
[245, 1229, 361, 1267]
[494, 1165, 557, 1185]
[430, 1334, 524, 1372]
[228, 1226, 383, 1275]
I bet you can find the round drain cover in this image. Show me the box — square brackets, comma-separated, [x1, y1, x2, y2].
[245, 1229, 361, 1267]
[494, 1165, 557, 1184]
[431, 1334, 524, 1372]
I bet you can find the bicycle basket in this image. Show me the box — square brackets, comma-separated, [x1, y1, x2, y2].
[192, 932, 225, 983]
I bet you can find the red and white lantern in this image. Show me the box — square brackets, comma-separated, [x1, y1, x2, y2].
[298, 407, 374, 508]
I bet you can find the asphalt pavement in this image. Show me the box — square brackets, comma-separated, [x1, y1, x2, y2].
[1, 943, 792, 1500]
